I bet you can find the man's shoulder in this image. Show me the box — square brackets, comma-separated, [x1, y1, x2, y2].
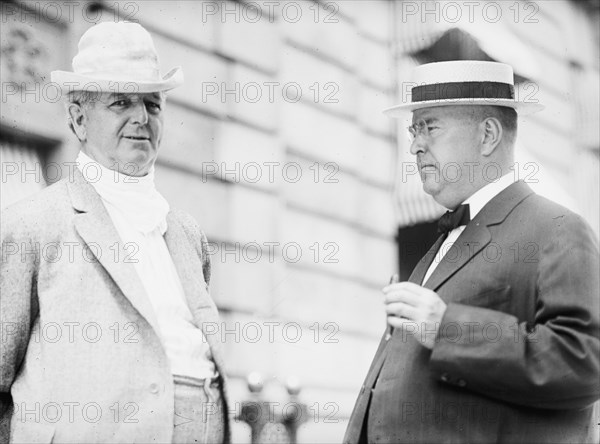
[169, 207, 197, 226]
[168, 208, 208, 242]
[514, 190, 597, 245]
[520, 192, 589, 227]
[169, 208, 202, 232]
[1, 180, 72, 236]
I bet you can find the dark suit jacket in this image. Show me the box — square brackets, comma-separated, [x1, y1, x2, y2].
[1, 168, 230, 443]
[344, 181, 600, 444]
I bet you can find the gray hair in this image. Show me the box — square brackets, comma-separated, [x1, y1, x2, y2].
[65, 90, 100, 135]
[457, 105, 518, 145]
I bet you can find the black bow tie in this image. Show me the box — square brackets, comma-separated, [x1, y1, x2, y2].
[438, 204, 471, 235]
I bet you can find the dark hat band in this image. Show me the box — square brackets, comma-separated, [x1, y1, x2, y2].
[411, 81, 515, 103]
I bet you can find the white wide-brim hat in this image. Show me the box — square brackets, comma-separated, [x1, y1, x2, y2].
[51, 21, 183, 93]
[384, 61, 544, 117]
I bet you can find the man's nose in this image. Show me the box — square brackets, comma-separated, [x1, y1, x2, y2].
[409, 137, 427, 155]
[130, 101, 149, 125]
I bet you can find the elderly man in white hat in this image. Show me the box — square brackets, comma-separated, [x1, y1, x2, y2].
[344, 61, 599, 444]
[1, 22, 229, 443]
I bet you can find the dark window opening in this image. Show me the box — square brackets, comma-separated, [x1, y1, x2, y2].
[396, 221, 440, 281]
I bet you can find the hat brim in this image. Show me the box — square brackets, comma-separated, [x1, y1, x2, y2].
[50, 66, 184, 93]
[383, 98, 544, 117]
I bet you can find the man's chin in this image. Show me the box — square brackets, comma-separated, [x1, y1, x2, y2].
[116, 157, 153, 177]
[421, 179, 440, 197]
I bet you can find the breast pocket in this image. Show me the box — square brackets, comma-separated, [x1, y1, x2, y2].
[460, 285, 512, 311]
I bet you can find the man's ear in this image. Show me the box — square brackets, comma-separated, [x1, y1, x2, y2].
[67, 103, 87, 141]
[480, 117, 502, 156]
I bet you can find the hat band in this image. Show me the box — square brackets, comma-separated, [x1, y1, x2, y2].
[412, 81, 515, 103]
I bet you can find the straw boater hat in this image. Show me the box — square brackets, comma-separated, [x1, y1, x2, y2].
[384, 60, 544, 117]
[51, 21, 183, 93]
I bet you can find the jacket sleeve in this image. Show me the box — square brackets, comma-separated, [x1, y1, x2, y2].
[0, 209, 39, 424]
[429, 213, 600, 410]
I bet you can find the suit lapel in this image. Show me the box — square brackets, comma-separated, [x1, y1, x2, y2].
[423, 225, 491, 291]
[424, 180, 535, 292]
[67, 168, 161, 334]
[163, 213, 213, 311]
[409, 234, 446, 285]
[163, 213, 227, 373]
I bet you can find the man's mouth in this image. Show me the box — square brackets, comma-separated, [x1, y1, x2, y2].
[124, 136, 150, 141]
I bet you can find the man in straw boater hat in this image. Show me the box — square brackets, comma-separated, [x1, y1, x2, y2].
[1, 22, 229, 443]
[344, 61, 599, 443]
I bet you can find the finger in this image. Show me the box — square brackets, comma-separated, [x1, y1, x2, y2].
[384, 289, 421, 306]
[385, 302, 417, 320]
[385, 302, 405, 317]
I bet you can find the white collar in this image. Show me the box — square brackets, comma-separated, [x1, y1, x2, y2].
[76, 150, 169, 234]
[464, 173, 516, 219]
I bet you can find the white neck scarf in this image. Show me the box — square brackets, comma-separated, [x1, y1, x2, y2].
[76, 151, 169, 234]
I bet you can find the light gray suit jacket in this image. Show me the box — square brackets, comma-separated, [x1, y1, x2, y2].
[0, 168, 229, 443]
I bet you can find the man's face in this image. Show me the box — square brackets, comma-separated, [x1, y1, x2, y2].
[410, 106, 484, 209]
[81, 92, 165, 177]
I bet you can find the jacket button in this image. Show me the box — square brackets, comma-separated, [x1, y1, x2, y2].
[149, 383, 159, 394]
[440, 373, 449, 382]
[457, 379, 467, 387]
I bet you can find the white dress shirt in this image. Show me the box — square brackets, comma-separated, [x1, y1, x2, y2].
[76, 151, 216, 379]
[422, 173, 517, 284]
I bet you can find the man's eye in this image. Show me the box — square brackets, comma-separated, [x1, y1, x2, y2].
[111, 100, 128, 106]
[147, 102, 161, 111]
